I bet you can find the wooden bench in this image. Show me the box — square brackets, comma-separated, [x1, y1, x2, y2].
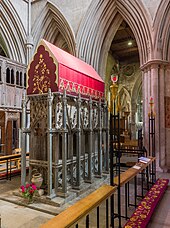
[123, 178, 169, 228]
[0, 152, 29, 179]
[0, 157, 21, 170]
[40, 184, 117, 228]
[0, 165, 17, 172]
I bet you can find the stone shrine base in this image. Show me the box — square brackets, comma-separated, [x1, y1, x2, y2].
[0, 174, 110, 215]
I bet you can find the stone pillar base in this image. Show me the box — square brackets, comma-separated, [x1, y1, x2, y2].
[56, 191, 69, 198]
[85, 178, 94, 184]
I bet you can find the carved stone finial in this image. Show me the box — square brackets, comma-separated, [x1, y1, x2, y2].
[48, 88, 51, 97]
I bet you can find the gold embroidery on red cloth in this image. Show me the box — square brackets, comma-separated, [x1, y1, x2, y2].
[59, 79, 104, 99]
[125, 179, 168, 227]
[33, 54, 51, 94]
[130, 216, 139, 221]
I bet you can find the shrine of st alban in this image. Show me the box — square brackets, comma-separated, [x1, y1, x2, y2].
[0, 1, 170, 228]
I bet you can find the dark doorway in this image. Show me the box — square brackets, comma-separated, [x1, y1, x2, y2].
[6, 120, 18, 155]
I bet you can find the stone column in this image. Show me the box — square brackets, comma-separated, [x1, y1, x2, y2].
[86, 97, 93, 183]
[103, 101, 109, 172]
[142, 68, 150, 149]
[142, 61, 168, 171]
[61, 90, 68, 195]
[158, 65, 165, 169]
[124, 111, 130, 135]
[68, 133, 73, 185]
[26, 0, 33, 64]
[21, 92, 27, 186]
[161, 64, 170, 170]
[47, 89, 55, 198]
[97, 98, 102, 177]
[131, 102, 137, 140]
[74, 93, 81, 189]
[1, 60, 6, 106]
[53, 133, 59, 193]
[150, 64, 160, 166]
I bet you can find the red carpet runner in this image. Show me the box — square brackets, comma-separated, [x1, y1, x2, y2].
[124, 178, 169, 228]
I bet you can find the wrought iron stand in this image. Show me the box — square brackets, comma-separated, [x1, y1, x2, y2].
[109, 82, 121, 227]
[149, 108, 156, 184]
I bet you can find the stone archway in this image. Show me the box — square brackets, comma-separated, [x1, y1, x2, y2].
[150, 1, 170, 170]
[131, 72, 142, 140]
[76, 0, 153, 147]
[1, 0, 26, 63]
[32, 2, 76, 56]
[153, 1, 170, 61]
[76, 0, 153, 78]
[76, 0, 170, 170]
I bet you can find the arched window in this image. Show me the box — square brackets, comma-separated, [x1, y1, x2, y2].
[6, 68, 10, 83]
[11, 69, 14, 84]
[20, 72, 22, 86]
[24, 73, 26, 87]
[16, 71, 19, 85]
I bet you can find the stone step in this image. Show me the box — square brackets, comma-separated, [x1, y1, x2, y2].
[0, 194, 59, 215]
[0, 174, 110, 216]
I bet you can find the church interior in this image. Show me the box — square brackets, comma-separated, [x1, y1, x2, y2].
[0, 0, 170, 227]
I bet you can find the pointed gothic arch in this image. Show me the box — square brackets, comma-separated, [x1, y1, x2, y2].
[1, 0, 26, 63]
[131, 71, 142, 110]
[77, 0, 153, 78]
[153, 1, 170, 61]
[32, 2, 76, 55]
[118, 85, 131, 113]
[0, 34, 9, 57]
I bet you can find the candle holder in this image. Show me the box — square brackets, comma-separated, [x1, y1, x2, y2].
[109, 81, 121, 227]
[148, 97, 155, 117]
[110, 83, 118, 101]
[148, 97, 156, 183]
[116, 95, 121, 114]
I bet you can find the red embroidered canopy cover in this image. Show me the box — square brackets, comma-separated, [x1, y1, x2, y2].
[27, 39, 104, 99]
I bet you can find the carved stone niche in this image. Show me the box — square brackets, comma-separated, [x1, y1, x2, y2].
[29, 96, 48, 161]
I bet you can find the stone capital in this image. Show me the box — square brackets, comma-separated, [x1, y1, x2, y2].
[140, 59, 169, 71]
